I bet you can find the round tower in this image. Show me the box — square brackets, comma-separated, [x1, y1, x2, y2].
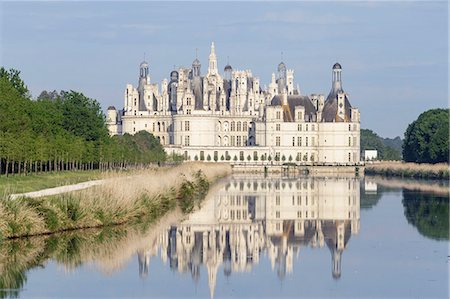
[192, 58, 201, 77]
[277, 61, 287, 92]
[224, 64, 232, 81]
[332, 62, 343, 91]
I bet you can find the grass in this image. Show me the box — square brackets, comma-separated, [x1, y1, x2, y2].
[0, 211, 181, 298]
[0, 163, 232, 240]
[365, 161, 449, 180]
[0, 170, 103, 197]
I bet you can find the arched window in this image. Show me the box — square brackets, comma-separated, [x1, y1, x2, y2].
[237, 121, 241, 131]
[243, 122, 248, 132]
[231, 121, 235, 131]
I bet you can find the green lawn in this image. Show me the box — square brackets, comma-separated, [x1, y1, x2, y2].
[0, 171, 103, 197]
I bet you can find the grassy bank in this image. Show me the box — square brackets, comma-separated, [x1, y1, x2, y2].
[365, 161, 449, 180]
[0, 211, 180, 298]
[0, 170, 104, 197]
[0, 163, 231, 240]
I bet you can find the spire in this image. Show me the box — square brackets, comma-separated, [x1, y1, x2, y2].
[208, 42, 218, 75]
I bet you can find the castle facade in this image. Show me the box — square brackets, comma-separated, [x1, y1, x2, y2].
[107, 43, 360, 164]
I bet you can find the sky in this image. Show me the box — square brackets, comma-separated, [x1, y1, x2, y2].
[0, 1, 448, 138]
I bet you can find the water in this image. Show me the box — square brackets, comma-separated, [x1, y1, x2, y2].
[1, 174, 448, 298]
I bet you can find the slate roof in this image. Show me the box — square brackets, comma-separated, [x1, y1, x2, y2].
[270, 95, 317, 122]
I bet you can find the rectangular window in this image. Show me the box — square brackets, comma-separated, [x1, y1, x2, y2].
[311, 137, 315, 146]
[276, 211, 280, 219]
[276, 195, 280, 205]
[306, 124, 308, 131]
[185, 121, 190, 131]
[298, 124, 302, 131]
[237, 136, 241, 146]
[305, 137, 309, 146]
[276, 136, 281, 146]
[184, 135, 190, 146]
[276, 123, 281, 131]
[297, 137, 301, 146]
[348, 136, 351, 146]
[276, 111, 281, 119]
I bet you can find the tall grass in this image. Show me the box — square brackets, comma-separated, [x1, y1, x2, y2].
[0, 163, 231, 239]
[365, 161, 449, 180]
[0, 211, 180, 298]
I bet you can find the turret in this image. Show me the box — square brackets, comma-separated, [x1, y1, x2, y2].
[277, 61, 287, 92]
[332, 62, 343, 92]
[208, 42, 218, 75]
[192, 58, 201, 77]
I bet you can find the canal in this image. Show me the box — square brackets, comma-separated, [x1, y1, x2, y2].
[1, 174, 448, 298]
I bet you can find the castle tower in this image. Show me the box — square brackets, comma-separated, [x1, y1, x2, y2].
[224, 63, 232, 81]
[208, 42, 218, 75]
[332, 62, 343, 92]
[138, 60, 150, 111]
[192, 58, 201, 77]
[277, 61, 287, 92]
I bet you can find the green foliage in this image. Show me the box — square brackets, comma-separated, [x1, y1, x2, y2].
[402, 190, 449, 240]
[403, 109, 449, 164]
[0, 70, 166, 176]
[360, 129, 402, 160]
[0, 67, 29, 98]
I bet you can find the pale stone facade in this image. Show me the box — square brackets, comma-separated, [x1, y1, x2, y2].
[136, 175, 361, 297]
[107, 43, 361, 164]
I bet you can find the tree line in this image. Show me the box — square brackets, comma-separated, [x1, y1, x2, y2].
[0, 68, 168, 176]
[362, 108, 449, 164]
[360, 129, 402, 160]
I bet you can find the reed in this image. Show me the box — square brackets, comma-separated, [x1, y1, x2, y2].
[0, 211, 180, 298]
[0, 163, 231, 240]
[365, 161, 449, 180]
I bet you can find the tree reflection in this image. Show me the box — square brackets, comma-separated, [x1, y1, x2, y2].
[402, 189, 449, 241]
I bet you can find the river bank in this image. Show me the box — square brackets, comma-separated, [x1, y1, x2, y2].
[0, 163, 231, 240]
[364, 161, 449, 180]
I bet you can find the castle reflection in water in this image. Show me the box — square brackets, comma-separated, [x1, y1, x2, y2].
[138, 174, 360, 297]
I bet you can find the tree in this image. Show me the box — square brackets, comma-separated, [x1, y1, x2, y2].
[361, 129, 402, 160]
[403, 109, 449, 163]
[0, 67, 30, 98]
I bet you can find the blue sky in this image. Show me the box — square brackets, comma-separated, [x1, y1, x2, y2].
[0, 1, 448, 138]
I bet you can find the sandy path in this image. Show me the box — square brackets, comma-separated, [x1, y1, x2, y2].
[9, 179, 106, 200]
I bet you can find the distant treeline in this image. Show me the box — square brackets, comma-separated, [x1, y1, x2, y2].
[362, 108, 449, 164]
[0, 68, 169, 176]
[360, 129, 402, 160]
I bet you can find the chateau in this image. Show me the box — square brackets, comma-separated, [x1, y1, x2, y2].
[107, 43, 360, 164]
[137, 175, 360, 298]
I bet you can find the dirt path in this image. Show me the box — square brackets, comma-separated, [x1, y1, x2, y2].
[9, 179, 106, 200]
